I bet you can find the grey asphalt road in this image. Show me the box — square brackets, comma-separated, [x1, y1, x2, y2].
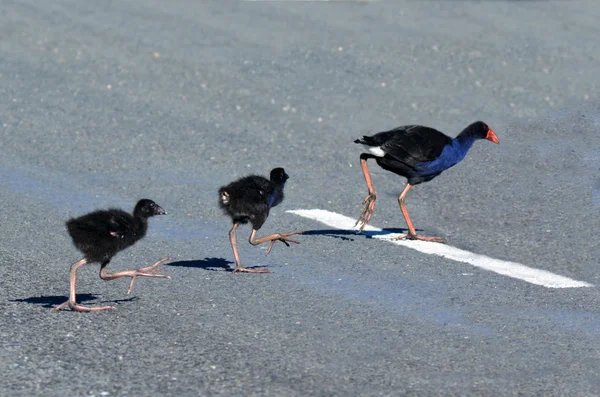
[1, 1, 599, 396]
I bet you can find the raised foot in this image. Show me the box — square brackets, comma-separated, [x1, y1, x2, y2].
[266, 231, 302, 255]
[128, 257, 172, 294]
[233, 267, 272, 274]
[51, 301, 116, 312]
[354, 193, 376, 232]
[392, 233, 446, 243]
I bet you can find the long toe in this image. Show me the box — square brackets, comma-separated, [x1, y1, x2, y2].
[82, 305, 116, 312]
[233, 267, 272, 274]
[281, 232, 302, 245]
[355, 209, 373, 231]
[281, 231, 303, 239]
[137, 257, 171, 273]
[355, 195, 376, 231]
[128, 272, 170, 295]
[50, 301, 70, 312]
[70, 303, 116, 312]
[51, 301, 115, 312]
[267, 236, 301, 254]
[392, 233, 446, 243]
[409, 233, 446, 243]
[135, 272, 171, 279]
[279, 234, 301, 244]
[416, 235, 446, 243]
[129, 257, 171, 294]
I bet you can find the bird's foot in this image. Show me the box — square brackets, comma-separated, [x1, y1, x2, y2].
[266, 231, 302, 255]
[354, 193, 376, 231]
[51, 300, 116, 312]
[392, 233, 446, 243]
[127, 257, 171, 294]
[133, 257, 171, 275]
[233, 267, 272, 274]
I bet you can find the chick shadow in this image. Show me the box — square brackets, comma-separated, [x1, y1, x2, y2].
[11, 294, 140, 309]
[166, 257, 236, 272]
[11, 294, 98, 309]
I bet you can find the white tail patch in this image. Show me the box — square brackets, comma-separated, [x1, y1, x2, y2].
[221, 191, 230, 205]
[365, 145, 385, 157]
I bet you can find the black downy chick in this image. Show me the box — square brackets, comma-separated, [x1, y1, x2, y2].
[218, 167, 301, 273]
[52, 199, 170, 312]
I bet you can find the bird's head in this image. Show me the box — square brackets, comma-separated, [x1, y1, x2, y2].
[134, 199, 167, 218]
[470, 121, 499, 143]
[270, 167, 289, 185]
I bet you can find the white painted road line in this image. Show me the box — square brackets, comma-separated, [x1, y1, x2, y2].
[287, 209, 594, 289]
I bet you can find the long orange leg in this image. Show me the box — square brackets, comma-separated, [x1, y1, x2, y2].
[229, 227, 301, 274]
[51, 258, 116, 312]
[229, 223, 269, 273]
[354, 153, 377, 231]
[99, 257, 171, 295]
[228, 223, 259, 273]
[249, 228, 302, 254]
[393, 183, 446, 243]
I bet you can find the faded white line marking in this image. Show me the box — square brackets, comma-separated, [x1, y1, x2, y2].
[288, 209, 593, 289]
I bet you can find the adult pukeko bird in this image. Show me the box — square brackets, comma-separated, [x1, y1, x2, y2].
[354, 121, 499, 242]
[52, 199, 170, 312]
[219, 167, 301, 273]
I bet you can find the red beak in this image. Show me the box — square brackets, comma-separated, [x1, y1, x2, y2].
[486, 128, 499, 144]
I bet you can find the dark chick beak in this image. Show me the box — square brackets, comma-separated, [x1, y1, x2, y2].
[486, 129, 499, 144]
[155, 205, 167, 215]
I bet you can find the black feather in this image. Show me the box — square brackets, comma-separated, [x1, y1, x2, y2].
[355, 122, 492, 185]
[218, 167, 289, 230]
[66, 199, 165, 263]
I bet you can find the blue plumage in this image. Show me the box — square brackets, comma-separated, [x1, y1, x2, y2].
[353, 121, 499, 240]
[415, 136, 475, 175]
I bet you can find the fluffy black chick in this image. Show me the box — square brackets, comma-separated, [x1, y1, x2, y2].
[218, 167, 301, 273]
[52, 199, 171, 312]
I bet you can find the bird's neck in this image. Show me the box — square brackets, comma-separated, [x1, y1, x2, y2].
[454, 132, 477, 154]
[268, 182, 286, 207]
[132, 215, 149, 239]
[434, 134, 475, 168]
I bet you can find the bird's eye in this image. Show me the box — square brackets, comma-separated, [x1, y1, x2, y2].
[150, 203, 155, 208]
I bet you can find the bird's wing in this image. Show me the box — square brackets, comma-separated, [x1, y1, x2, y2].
[225, 176, 274, 206]
[72, 210, 130, 238]
[250, 178, 276, 204]
[380, 125, 452, 165]
[107, 212, 133, 238]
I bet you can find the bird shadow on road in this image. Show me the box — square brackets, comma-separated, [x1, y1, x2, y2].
[10, 294, 98, 309]
[368, 228, 412, 236]
[166, 257, 235, 272]
[100, 296, 138, 305]
[11, 295, 139, 308]
[301, 228, 414, 241]
[301, 229, 357, 241]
